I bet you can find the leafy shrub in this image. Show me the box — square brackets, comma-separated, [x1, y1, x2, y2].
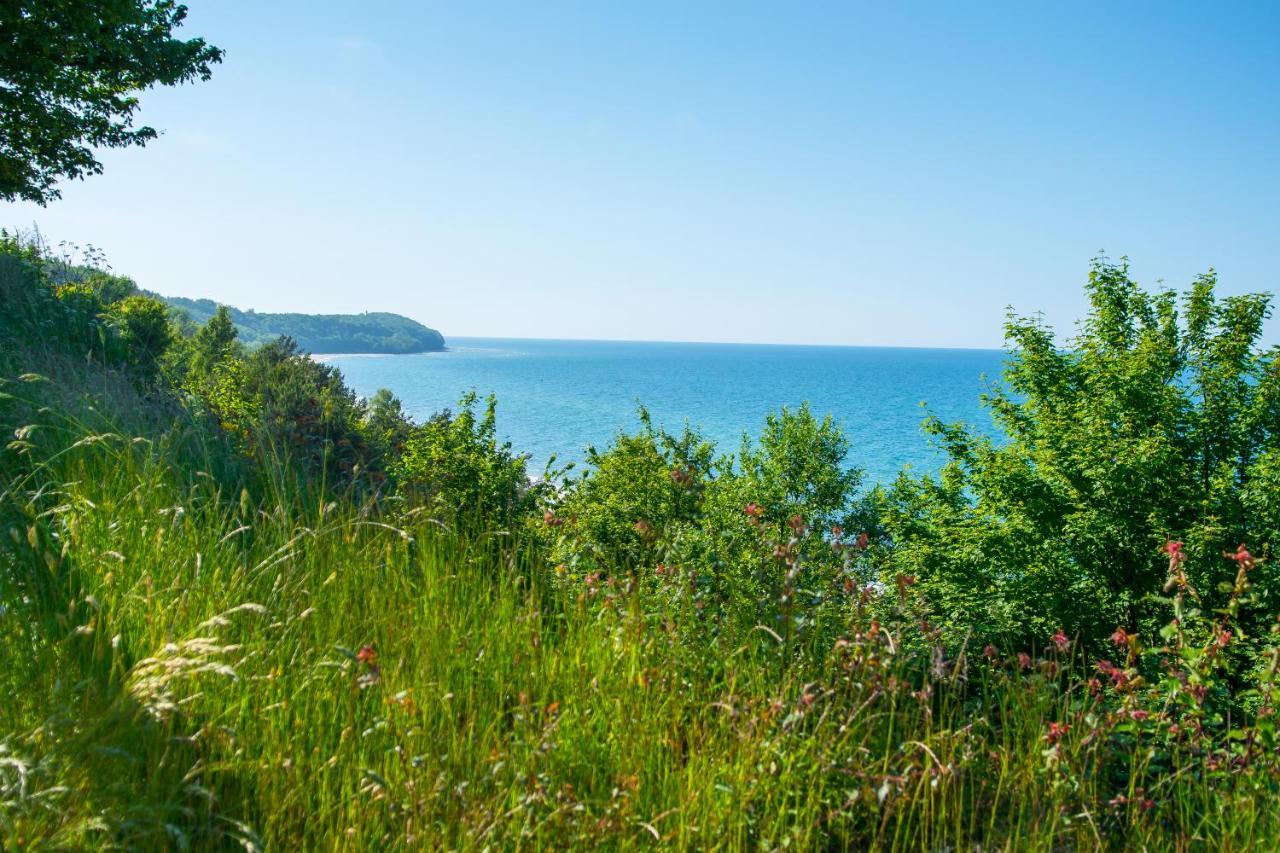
[542, 404, 874, 657]
[392, 391, 534, 526]
[881, 258, 1280, 647]
[231, 336, 376, 488]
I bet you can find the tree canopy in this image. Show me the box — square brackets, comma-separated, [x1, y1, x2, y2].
[162, 296, 447, 354]
[0, 1, 222, 204]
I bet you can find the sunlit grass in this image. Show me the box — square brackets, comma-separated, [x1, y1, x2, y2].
[3, 364, 1279, 850]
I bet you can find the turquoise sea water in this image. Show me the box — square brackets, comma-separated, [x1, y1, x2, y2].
[323, 338, 1007, 484]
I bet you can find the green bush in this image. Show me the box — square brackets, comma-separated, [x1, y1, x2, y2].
[880, 258, 1280, 647]
[391, 391, 534, 527]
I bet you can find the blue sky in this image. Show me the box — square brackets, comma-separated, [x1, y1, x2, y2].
[7, 1, 1279, 347]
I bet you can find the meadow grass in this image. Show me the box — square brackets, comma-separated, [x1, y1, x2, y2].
[3, 359, 1280, 850]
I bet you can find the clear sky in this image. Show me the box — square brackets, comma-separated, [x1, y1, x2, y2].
[6, 2, 1279, 348]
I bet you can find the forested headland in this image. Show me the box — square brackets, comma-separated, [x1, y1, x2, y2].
[162, 295, 446, 354]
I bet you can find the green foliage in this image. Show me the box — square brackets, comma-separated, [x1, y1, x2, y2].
[7, 232, 1280, 848]
[4, 363, 1280, 848]
[162, 295, 446, 354]
[543, 405, 871, 656]
[881, 257, 1280, 646]
[361, 387, 413, 459]
[392, 391, 533, 526]
[105, 293, 174, 377]
[0, 0, 222, 203]
[232, 336, 378, 488]
[178, 303, 242, 398]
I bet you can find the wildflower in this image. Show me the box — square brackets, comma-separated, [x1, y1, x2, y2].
[1216, 629, 1232, 649]
[982, 644, 999, 660]
[855, 532, 870, 550]
[356, 644, 377, 664]
[1129, 709, 1150, 721]
[1110, 627, 1129, 648]
[357, 665, 381, 689]
[1140, 797, 1155, 812]
[830, 524, 844, 539]
[655, 563, 668, 576]
[1017, 652, 1032, 670]
[392, 690, 415, 713]
[1227, 544, 1255, 571]
[669, 466, 694, 486]
[1087, 677, 1103, 695]
[543, 509, 564, 528]
[634, 519, 653, 537]
[1045, 721, 1069, 743]
[744, 502, 764, 522]
[1051, 629, 1070, 653]
[788, 514, 805, 535]
[1164, 540, 1184, 562]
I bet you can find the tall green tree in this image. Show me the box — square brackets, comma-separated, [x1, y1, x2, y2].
[0, 1, 222, 204]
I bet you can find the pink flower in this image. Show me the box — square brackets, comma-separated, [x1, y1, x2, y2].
[982, 644, 1000, 660]
[1017, 652, 1032, 670]
[356, 644, 377, 664]
[1110, 627, 1130, 648]
[1164, 540, 1184, 562]
[1051, 630, 1070, 652]
[1227, 544, 1255, 571]
[788, 514, 806, 535]
[1045, 721, 1069, 743]
[855, 532, 870, 550]
[543, 509, 564, 527]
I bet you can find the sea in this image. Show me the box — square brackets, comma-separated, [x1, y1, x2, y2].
[322, 338, 1007, 485]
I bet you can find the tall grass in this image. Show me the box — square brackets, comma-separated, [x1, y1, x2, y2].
[3, 357, 1280, 850]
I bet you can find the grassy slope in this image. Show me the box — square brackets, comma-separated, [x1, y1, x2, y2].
[3, 258, 1279, 849]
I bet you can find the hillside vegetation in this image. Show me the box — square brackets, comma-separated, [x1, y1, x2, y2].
[4, 234, 1280, 849]
[162, 295, 445, 354]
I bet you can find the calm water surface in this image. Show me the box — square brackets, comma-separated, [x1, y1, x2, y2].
[324, 338, 1007, 484]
